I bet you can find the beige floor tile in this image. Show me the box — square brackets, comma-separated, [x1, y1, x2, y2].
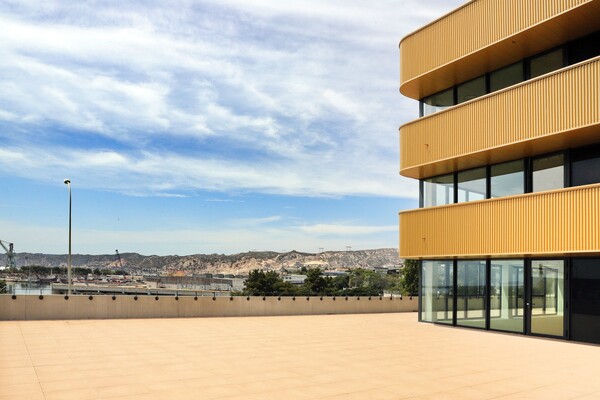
[0, 382, 43, 396]
[44, 388, 100, 400]
[0, 391, 45, 400]
[4, 314, 600, 400]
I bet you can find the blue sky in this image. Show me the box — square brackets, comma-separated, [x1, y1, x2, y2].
[0, 0, 460, 255]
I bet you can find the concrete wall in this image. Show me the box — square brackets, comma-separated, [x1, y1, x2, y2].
[0, 294, 418, 321]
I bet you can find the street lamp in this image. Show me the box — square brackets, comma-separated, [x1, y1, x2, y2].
[64, 179, 72, 296]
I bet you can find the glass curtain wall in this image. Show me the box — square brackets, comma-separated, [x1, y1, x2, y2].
[571, 144, 600, 186]
[490, 160, 524, 198]
[530, 48, 565, 78]
[571, 258, 600, 344]
[422, 88, 454, 116]
[457, 167, 486, 203]
[456, 76, 486, 104]
[456, 260, 487, 328]
[423, 174, 454, 207]
[490, 62, 524, 92]
[490, 260, 524, 332]
[530, 260, 565, 337]
[421, 261, 454, 324]
[532, 154, 564, 192]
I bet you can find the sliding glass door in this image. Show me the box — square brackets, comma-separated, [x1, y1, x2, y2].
[419, 259, 566, 338]
[528, 260, 565, 337]
[456, 260, 486, 328]
[490, 260, 524, 332]
[421, 261, 453, 324]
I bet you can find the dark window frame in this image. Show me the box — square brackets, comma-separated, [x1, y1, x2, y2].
[417, 37, 585, 117]
[418, 149, 577, 208]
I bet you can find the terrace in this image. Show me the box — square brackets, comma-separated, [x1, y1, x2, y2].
[2, 312, 600, 399]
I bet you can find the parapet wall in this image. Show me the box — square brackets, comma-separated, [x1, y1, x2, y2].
[0, 295, 418, 320]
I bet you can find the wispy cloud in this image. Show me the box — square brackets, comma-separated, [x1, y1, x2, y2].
[0, 218, 398, 255]
[0, 0, 461, 199]
[0, 145, 417, 197]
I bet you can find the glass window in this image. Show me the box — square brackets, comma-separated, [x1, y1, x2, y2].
[532, 153, 564, 192]
[530, 48, 565, 79]
[490, 62, 524, 92]
[456, 76, 486, 104]
[421, 88, 454, 116]
[571, 144, 600, 186]
[490, 160, 524, 198]
[421, 261, 454, 324]
[570, 258, 600, 344]
[490, 260, 524, 333]
[569, 30, 600, 65]
[423, 174, 454, 207]
[456, 260, 486, 328]
[457, 167, 486, 203]
[530, 260, 564, 337]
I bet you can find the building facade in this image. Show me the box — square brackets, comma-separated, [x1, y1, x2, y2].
[398, 0, 600, 343]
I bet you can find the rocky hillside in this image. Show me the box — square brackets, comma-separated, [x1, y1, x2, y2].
[4, 249, 401, 275]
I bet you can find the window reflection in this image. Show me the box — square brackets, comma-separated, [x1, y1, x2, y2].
[422, 88, 454, 116]
[457, 76, 486, 104]
[530, 260, 564, 337]
[532, 153, 564, 192]
[423, 174, 454, 207]
[490, 160, 524, 198]
[456, 260, 486, 328]
[490, 260, 524, 332]
[457, 167, 486, 203]
[421, 261, 454, 324]
[490, 62, 524, 92]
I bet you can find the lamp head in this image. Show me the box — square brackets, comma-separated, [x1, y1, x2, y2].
[64, 179, 71, 185]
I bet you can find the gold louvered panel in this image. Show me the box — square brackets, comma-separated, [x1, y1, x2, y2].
[400, 0, 591, 87]
[400, 57, 600, 179]
[399, 185, 600, 259]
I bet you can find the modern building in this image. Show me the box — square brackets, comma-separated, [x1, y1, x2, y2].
[398, 0, 600, 344]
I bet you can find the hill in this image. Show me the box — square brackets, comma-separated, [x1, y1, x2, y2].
[3, 249, 401, 275]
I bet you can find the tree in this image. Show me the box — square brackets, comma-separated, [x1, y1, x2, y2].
[243, 269, 286, 295]
[346, 269, 387, 296]
[0, 280, 7, 294]
[304, 268, 329, 295]
[330, 275, 349, 294]
[400, 259, 419, 296]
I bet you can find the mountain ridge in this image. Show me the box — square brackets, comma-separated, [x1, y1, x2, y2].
[2, 248, 401, 275]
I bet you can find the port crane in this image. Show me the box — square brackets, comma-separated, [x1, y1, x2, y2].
[0, 240, 16, 271]
[115, 249, 124, 270]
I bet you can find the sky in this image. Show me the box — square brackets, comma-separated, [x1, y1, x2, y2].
[0, 0, 462, 256]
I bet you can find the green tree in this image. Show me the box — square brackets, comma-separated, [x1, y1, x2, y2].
[243, 269, 286, 295]
[346, 269, 387, 295]
[0, 280, 7, 294]
[400, 259, 419, 295]
[330, 275, 349, 294]
[303, 268, 329, 295]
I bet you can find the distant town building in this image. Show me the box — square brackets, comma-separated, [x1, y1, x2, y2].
[283, 275, 307, 285]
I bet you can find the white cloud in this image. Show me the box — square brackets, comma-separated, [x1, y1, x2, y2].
[0, 219, 397, 255]
[230, 216, 280, 225]
[0, 0, 462, 200]
[0, 145, 418, 198]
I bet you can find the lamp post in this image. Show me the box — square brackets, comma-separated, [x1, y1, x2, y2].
[64, 179, 72, 296]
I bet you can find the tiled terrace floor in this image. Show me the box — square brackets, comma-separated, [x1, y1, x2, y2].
[1, 313, 600, 400]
